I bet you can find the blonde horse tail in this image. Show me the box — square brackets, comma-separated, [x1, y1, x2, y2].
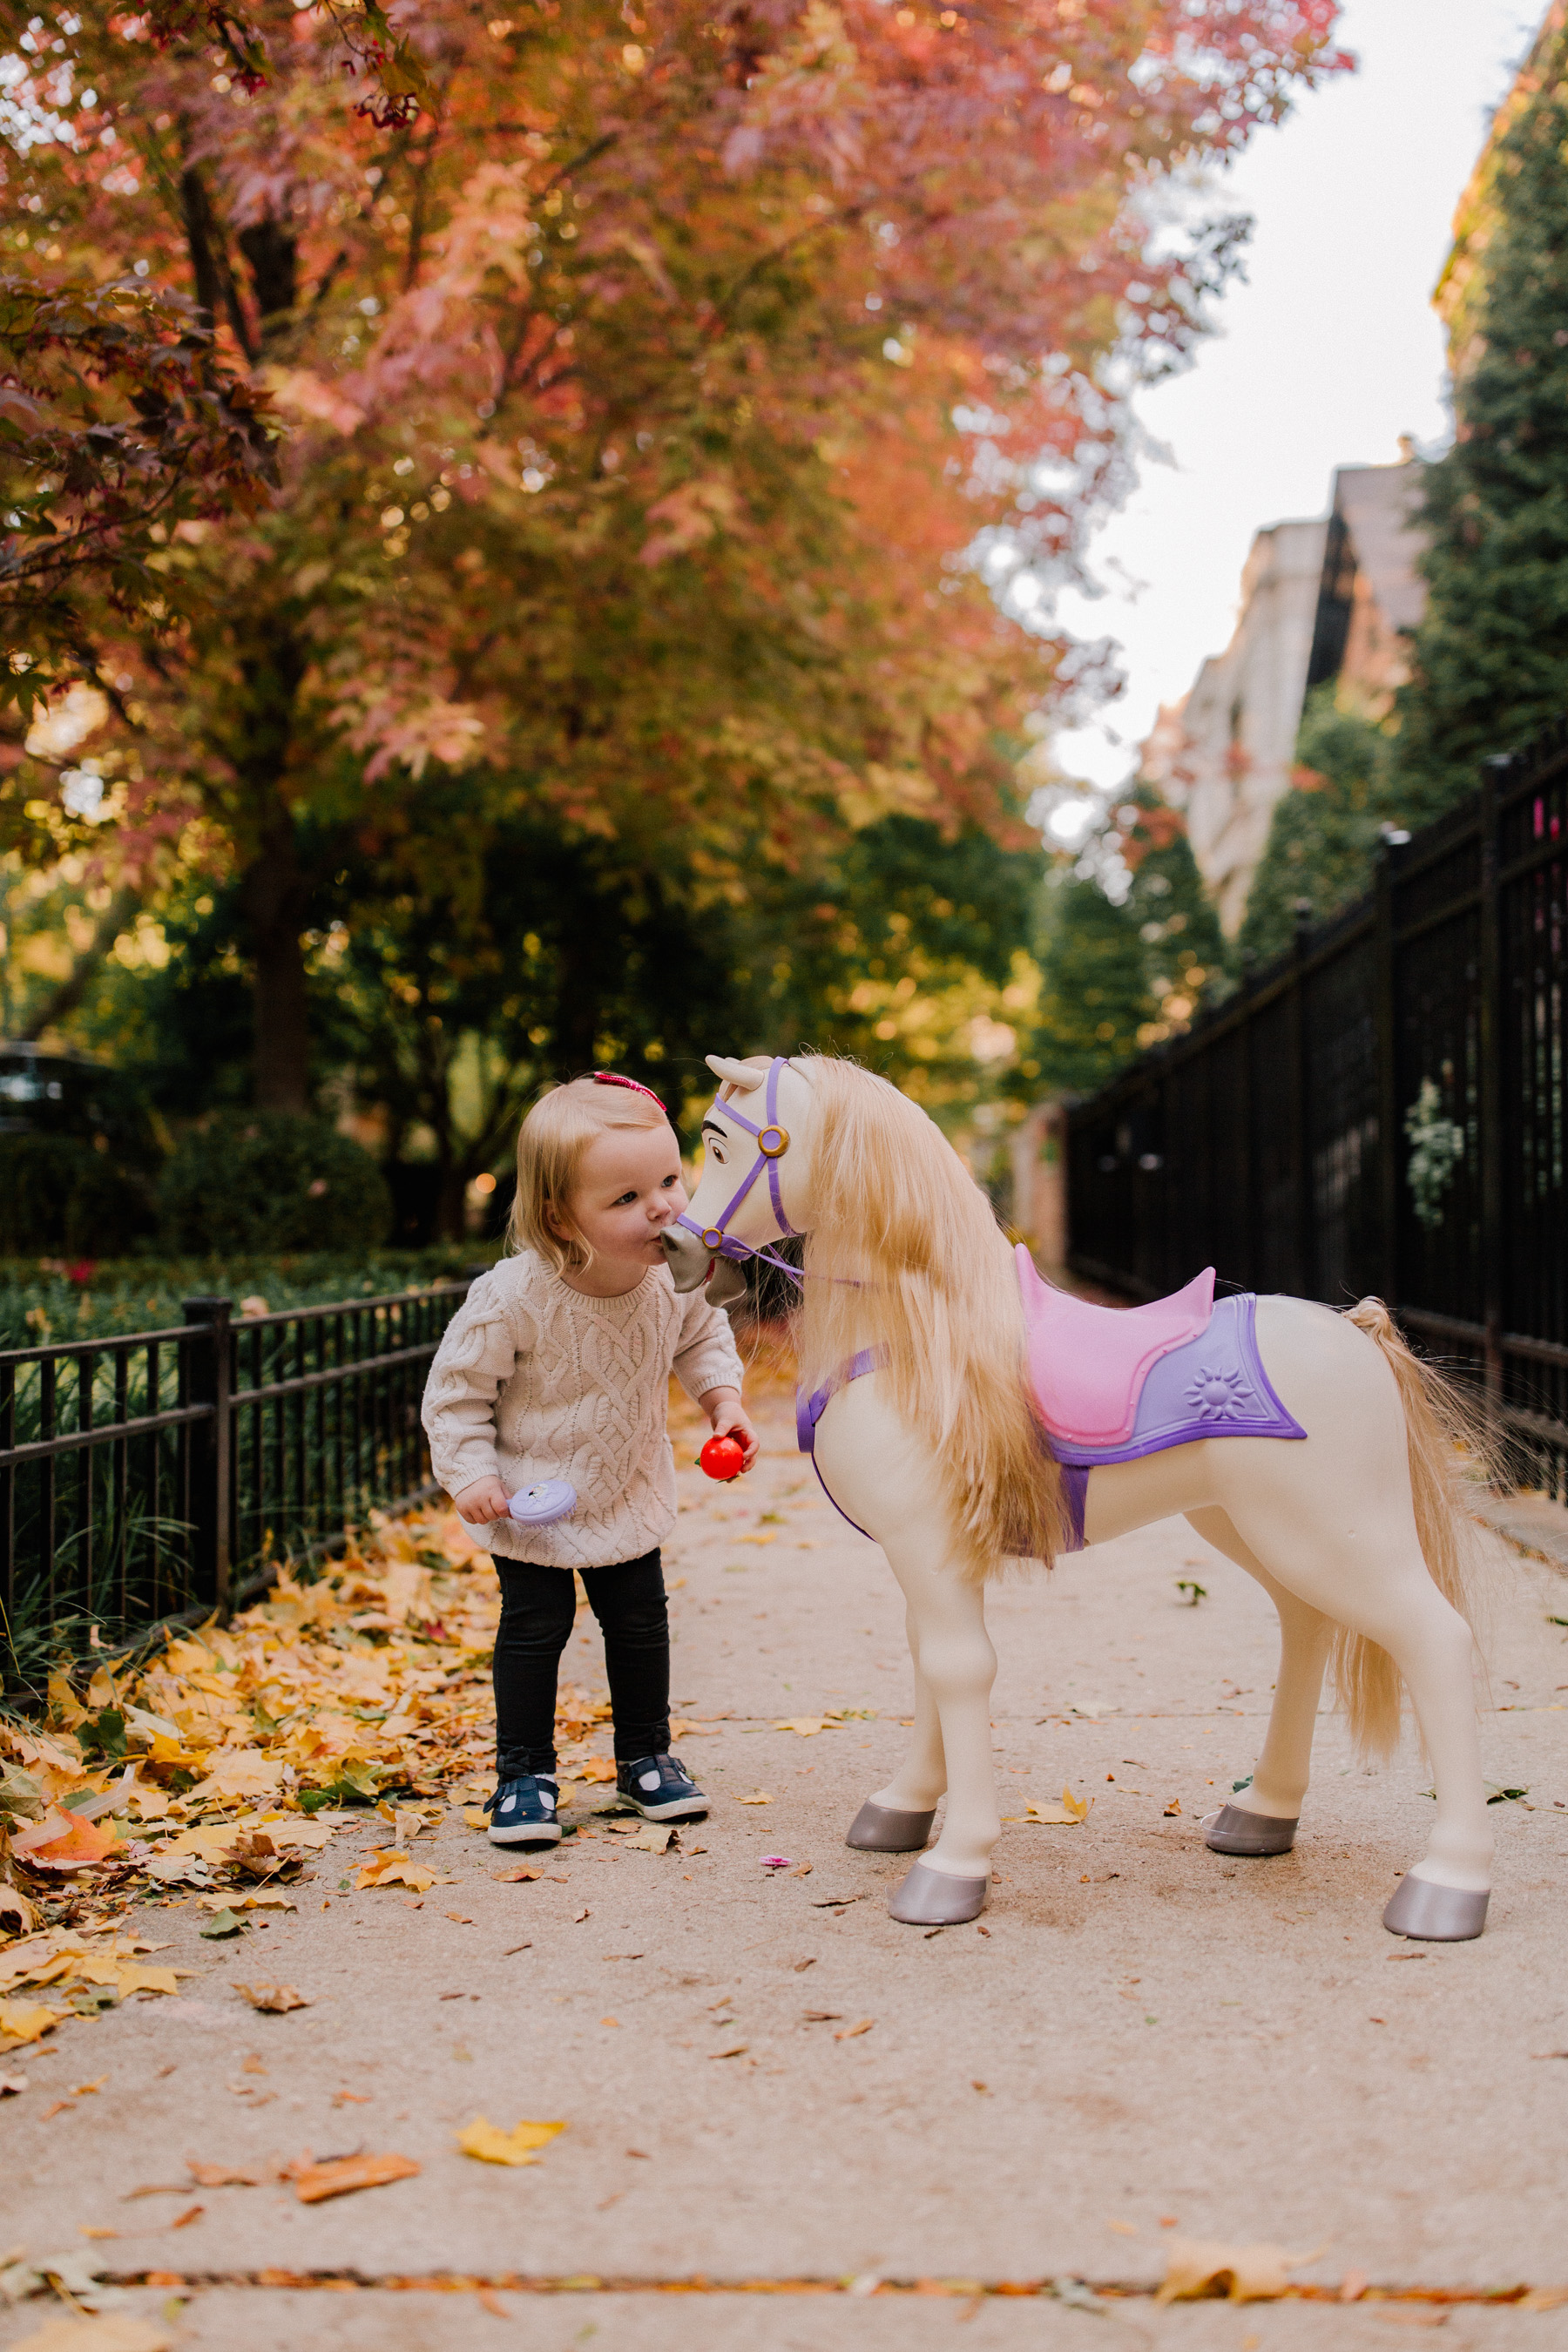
[1332, 1297, 1494, 1760]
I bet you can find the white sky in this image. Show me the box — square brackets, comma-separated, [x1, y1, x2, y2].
[1046, 0, 1544, 807]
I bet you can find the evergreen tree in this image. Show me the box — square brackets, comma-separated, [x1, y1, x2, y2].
[1240, 689, 1399, 963]
[1395, 64, 1568, 802]
[1032, 872, 1156, 1098]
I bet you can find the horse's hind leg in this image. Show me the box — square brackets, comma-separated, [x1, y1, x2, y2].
[1218, 1490, 1492, 1937]
[1186, 1507, 1332, 1858]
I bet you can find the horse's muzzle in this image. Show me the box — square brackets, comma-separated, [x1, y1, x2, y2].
[662, 1224, 719, 1294]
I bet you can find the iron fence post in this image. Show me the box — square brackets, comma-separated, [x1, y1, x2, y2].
[1237, 953, 1257, 1288]
[1479, 757, 1508, 1429]
[1374, 841, 1400, 1307]
[1293, 902, 1314, 1298]
[183, 1296, 233, 1617]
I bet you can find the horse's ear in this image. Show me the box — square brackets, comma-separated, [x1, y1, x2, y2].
[704, 1054, 764, 1090]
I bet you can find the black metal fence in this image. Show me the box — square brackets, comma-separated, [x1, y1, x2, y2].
[1066, 724, 1568, 1498]
[0, 1278, 474, 1679]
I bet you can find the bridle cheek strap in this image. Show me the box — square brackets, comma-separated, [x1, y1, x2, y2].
[676, 1056, 803, 1281]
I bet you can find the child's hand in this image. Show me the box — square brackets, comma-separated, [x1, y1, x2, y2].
[452, 1476, 514, 1525]
[702, 1389, 760, 1470]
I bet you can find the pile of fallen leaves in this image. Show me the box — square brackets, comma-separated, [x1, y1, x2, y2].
[0, 1504, 610, 2054]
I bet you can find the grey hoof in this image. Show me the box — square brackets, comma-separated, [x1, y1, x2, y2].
[1382, 1875, 1490, 1942]
[887, 1861, 988, 1925]
[1203, 1803, 1298, 1857]
[846, 1799, 936, 1853]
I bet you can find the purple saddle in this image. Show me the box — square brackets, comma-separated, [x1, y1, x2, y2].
[1014, 1248, 1305, 1551]
[797, 1256, 1304, 1553]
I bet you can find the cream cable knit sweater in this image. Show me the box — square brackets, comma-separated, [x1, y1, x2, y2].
[421, 1251, 745, 1570]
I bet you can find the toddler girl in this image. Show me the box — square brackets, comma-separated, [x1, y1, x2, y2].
[422, 1073, 755, 1844]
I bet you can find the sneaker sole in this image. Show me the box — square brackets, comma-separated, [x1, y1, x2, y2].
[625, 1794, 709, 1821]
[487, 1820, 563, 1845]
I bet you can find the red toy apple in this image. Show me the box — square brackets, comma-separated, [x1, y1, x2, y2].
[700, 1432, 747, 1481]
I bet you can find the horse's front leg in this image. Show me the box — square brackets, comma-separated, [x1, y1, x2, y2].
[845, 1611, 946, 1853]
[867, 1533, 997, 1923]
[813, 1378, 997, 1923]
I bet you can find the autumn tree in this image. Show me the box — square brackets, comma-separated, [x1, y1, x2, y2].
[3, 0, 1346, 1119]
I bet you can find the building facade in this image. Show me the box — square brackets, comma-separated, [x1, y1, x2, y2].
[1149, 457, 1427, 934]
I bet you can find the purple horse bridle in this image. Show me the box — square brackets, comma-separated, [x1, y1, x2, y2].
[675, 1055, 804, 1283]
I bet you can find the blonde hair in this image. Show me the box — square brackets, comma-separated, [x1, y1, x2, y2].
[509, 1078, 671, 1275]
[774, 1056, 1068, 1579]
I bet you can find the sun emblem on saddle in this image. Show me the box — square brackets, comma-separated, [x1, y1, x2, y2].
[1184, 1364, 1256, 1421]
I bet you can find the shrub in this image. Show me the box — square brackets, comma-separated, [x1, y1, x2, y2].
[158, 1113, 392, 1254]
[0, 1135, 155, 1256]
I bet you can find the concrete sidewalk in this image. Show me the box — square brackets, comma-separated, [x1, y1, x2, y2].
[4, 1377, 1567, 2350]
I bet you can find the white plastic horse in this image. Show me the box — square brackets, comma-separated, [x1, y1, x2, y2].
[663, 1053, 1496, 1939]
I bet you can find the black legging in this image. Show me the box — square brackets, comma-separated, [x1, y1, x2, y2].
[492, 1548, 670, 1780]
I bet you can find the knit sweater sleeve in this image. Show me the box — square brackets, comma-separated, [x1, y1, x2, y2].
[421, 1267, 534, 1499]
[670, 1287, 746, 1403]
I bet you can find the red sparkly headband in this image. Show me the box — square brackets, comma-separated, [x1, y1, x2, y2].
[589, 1071, 665, 1107]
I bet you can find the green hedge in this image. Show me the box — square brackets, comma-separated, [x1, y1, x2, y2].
[0, 1134, 157, 1257]
[156, 1112, 393, 1254]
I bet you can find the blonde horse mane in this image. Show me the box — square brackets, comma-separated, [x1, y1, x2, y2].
[746, 1055, 1067, 1580]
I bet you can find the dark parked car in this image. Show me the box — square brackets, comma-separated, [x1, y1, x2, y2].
[0, 1043, 157, 1158]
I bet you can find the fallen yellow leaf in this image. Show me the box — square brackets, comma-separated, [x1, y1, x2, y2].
[774, 1719, 837, 1738]
[355, 1848, 441, 1893]
[288, 2148, 421, 2202]
[463, 1807, 490, 1831]
[186, 1753, 287, 1805]
[457, 2115, 567, 2166]
[233, 1983, 313, 2013]
[736, 1791, 773, 1805]
[1025, 1786, 1090, 1826]
[834, 2017, 875, 2040]
[0, 1999, 62, 2048]
[1156, 2239, 1315, 2305]
[577, 1759, 618, 1783]
[111, 1963, 179, 1997]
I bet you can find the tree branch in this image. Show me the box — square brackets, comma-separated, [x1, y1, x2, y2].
[18, 882, 142, 1042]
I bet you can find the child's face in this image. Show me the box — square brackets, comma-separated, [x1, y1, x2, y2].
[558, 1122, 688, 1269]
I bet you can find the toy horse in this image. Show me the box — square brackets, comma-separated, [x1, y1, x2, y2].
[663, 1054, 1496, 1940]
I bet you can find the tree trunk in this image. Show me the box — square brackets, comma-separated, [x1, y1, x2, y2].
[553, 924, 601, 1078]
[436, 1165, 470, 1241]
[239, 802, 311, 1113]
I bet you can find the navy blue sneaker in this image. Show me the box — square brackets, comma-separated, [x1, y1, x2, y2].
[485, 1774, 562, 1845]
[617, 1753, 707, 1821]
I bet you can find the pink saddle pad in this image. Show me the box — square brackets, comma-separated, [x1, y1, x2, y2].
[1014, 1247, 1216, 1450]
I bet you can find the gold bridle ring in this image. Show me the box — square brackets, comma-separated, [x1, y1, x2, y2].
[757, 1124, 789, 1159]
